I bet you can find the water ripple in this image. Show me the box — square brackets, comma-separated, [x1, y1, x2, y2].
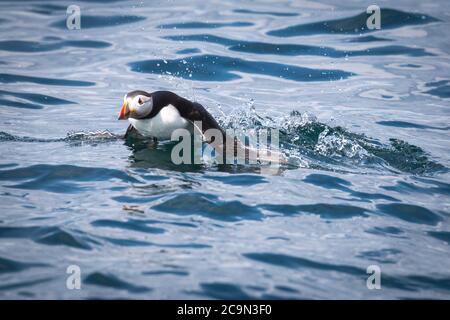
[365, 226, 405, 237]
[158, 21, 253, 29]
[51, 15, 146, 29]
[428, 231, 450, 245]
[129, 54, 353, 82]
[0, 39, 111, 52]
[143, 270, 189, 276]
[100, 236, 210, 249]
[424, 80, 450, 99]
[0, 256, 47, 274]
[267, 8, 439, 37]
[243, 252, 450, 292]
[84, 272, 151, 293]
[0, 278, 53, 292]
[356, 248, 402, 264]
[377, 203, 442, 226]
[0, 164, 138, 193]
[152, 192, 263, 221]
[0, 225, 97, 250]
[244, 252, 362, 274]
[165, 34, 433, 57]
[304, 174, 398, 202]
[91, 219, 166, 234]
[194, 282, 254, 299]
[262, 203, 370, 219]
[382, 178, 450, 196]
[233, 9, 298, 17]
[0, 73, 95, 87]
[0, 89, 75, 110]
[377, 120, 450, 131]
[346, 35, 393, 43]
[205, 174, 267, 186]
[0, 90, 75, 105]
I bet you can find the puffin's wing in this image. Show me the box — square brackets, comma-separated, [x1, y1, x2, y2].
[180, 102, 225, 136]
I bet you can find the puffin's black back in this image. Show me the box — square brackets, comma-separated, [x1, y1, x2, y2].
[144, 91, 224, 135]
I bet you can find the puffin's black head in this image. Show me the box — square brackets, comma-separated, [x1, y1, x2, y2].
[118, 90, 153, 120]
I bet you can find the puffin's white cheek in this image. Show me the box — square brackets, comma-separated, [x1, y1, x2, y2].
[136, 103, 152, 118]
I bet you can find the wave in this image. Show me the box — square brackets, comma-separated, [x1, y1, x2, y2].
[424, 80, 450, 99]
[0, 73, 95, 87]
[0, 105, 445, 175]
[0, 225, 95, 250]
[128, 54, 354, 82]
[157, 21, 253, 29]
[216, 108, 445, 174]
[0, 130, 120, 143]
[0, 256, 47, 274]
[267, 8, 439, 37]
[50, 15, 146, 29]
[165, 34, 433, 57]
[233, 9, 298, 17]
[243, 252, 450, 293]
[0, 163, 138, 193]
[0, 89, 76, 110]
[84, 272, 151, 293]
[0, 39, 111, 53]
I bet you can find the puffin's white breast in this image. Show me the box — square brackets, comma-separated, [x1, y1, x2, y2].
[129, 104, 190, 140]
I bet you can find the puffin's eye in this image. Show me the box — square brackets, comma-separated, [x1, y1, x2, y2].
[138, 97, 143, 105]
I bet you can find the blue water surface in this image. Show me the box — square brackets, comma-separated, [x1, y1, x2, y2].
[0, 0, 449, 299]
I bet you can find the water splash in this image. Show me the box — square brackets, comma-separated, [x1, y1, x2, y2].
[0, 130, 120, 144]
[65, 130, 120, 142]
[0, 109, 444, 175]
[213, 104, 445, 175]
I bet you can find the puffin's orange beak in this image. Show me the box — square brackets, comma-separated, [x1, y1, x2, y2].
[118, 101, 129, 120]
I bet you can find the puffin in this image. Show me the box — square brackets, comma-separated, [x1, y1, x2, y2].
[118, 90, 224, 141]
[118, 90, 284, 167]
